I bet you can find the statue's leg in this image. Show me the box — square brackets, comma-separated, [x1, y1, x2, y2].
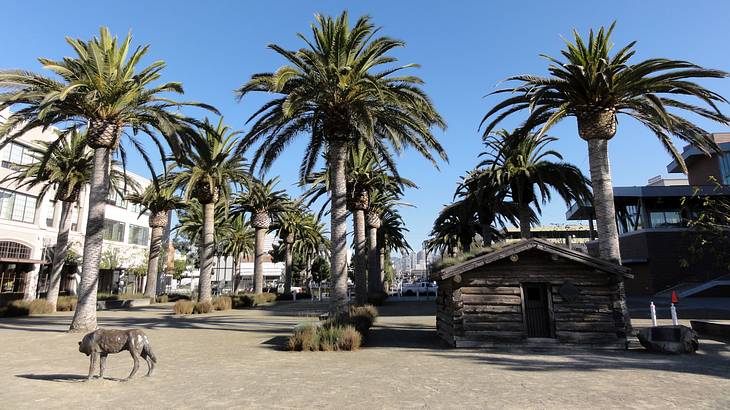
[99, 354, 108, 379]
[142, 351, 154, 377]
[87, 353, 98, 380]
[126, 350, 140, 380]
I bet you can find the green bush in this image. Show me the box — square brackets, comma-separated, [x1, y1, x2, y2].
[212, 296, 232, 311]
[156, 294, 169, 303]
[173, 300, 195, 315]
[166, 293, 191, 302]
[193, 301, 213, 314]
[56, 296, 77, 311]
[287, 322, 361, 351]
[232, 292, 277, 309]
[97, 292, 146, 301]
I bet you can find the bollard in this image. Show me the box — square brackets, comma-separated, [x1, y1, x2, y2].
[670, 303, 678, 326]
[293, 291, 296, 302]
[650, 301, 657, 327]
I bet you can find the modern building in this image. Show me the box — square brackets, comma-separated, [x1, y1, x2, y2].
[0, 108, 152, 300]
[567, 133, 730, 296]
[498, 224, 594, 251]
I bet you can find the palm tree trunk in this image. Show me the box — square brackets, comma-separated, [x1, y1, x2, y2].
[586, 137, 632, 334]
[378, 231, 386, 291]
[198, 202, 215, 303]
[253, 227, 266, 294]
[70, 148, 111, 332]
[367, 225, 379, 295]
[328, 140, 349, 318]
[233, 254, 242, 294]
[586, 138, 621, 263]
[353, 209, 367, 304]
[47, 200, 73, 312]
[519, 203, 532, 239]
[144, 225, 164, 298]
[284, 242, 293, 294]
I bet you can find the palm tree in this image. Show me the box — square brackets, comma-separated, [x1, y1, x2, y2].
[302, 146, 415, 303]
[293, 213, 330, 288]
[237, 12, 446, 317]
[480, 130, 592, 238]
[0, 129, 134, 309]
[272, 203, 306, 295]
[234, 176, 289, 294]
[366, 190, 410, 294]
[127, 180, 183, 298]
[454, 169, 521, 246]
[481, 22, 729, 263]
[426, 201, 480, 256]
[379, 205, 411, 290]
[169, 118, 247, 302]
[219, 213, 255, 294]
[0, 27, 214, 332]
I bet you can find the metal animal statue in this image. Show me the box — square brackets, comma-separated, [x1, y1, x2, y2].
[78, 329, 157, 380]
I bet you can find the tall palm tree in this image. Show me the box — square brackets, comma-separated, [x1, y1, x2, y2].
[1, 129, 135, 308]
[169, 118, 247, 303]
[0, 27, 215, 332]
[481, 23, 729, 263]
[234, 176, 289, 294]
[366, 190, 410, 294]
[480, 130, 592, 238]
[127, 180, 183, 298]
[237, 12, 446, 317]
[219, 213, 255, 294]
[302, 146, 415, 303]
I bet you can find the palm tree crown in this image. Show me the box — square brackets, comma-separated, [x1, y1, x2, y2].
[236, 11, 447, 179]
[480, 22, 729, 170]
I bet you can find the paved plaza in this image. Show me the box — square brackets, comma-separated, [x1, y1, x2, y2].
[1, 301, 729, 409]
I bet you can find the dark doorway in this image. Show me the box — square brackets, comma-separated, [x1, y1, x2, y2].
[523, 283, 553, 338]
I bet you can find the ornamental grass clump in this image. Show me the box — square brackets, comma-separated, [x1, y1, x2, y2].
[0, 300, 55, 317]
[56, 296, 77, 311]
[212, 296, 232, 311]
[193, 301, 213, 314]
[286, 322, 362, 352]
[173, 300, 195, 315]
[232, 292, 277, 308]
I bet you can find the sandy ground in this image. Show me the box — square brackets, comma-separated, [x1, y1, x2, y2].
[1, 300, 729, 409]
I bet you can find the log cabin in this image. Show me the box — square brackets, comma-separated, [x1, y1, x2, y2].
[431, 238, 633, 349]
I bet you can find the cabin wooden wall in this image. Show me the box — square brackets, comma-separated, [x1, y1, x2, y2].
[436, 249, 628, 348]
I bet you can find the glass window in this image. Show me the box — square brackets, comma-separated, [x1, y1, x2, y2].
[107, 189, 128, 208]
[129, 202, 144, 214]
[46, 200, 57, 227]
[720, 154, 730, 185]
[0, 142, 36, 169]
[103, 220, 125, 242]
[71, 206, 80, 231]
[0, 189, 37, 223]
[649, 211, 682, 228]
[128, 224, 149, 245]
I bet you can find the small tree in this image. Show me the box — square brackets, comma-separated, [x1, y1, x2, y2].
[681, 179, 730, 274]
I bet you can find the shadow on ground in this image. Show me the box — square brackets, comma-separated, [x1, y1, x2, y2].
[431, 341, 730, 380]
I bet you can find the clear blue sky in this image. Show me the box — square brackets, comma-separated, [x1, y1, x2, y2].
[2, 1, 729, 249]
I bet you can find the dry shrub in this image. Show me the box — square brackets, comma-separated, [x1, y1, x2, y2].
[348, 305, 378, 334]
[27, 300, 54, 315]
[193, 301, 213, 314]
[287, 323, 319, 351]
[56, 296, 77, 311]
[337, 326, 362, 351]
[174, 300, 195, 315]
[1, 301, 30, 317]
[212, 296, 232, 311]
[156, 294, 169, 303]
[287, 323, 362, 351]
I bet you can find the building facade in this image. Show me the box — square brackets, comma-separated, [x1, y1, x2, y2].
[0, 108, 152, 299]
[567, 133, 730, 296]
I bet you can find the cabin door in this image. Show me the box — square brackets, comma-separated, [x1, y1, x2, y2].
[522, 283, 553, 338]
